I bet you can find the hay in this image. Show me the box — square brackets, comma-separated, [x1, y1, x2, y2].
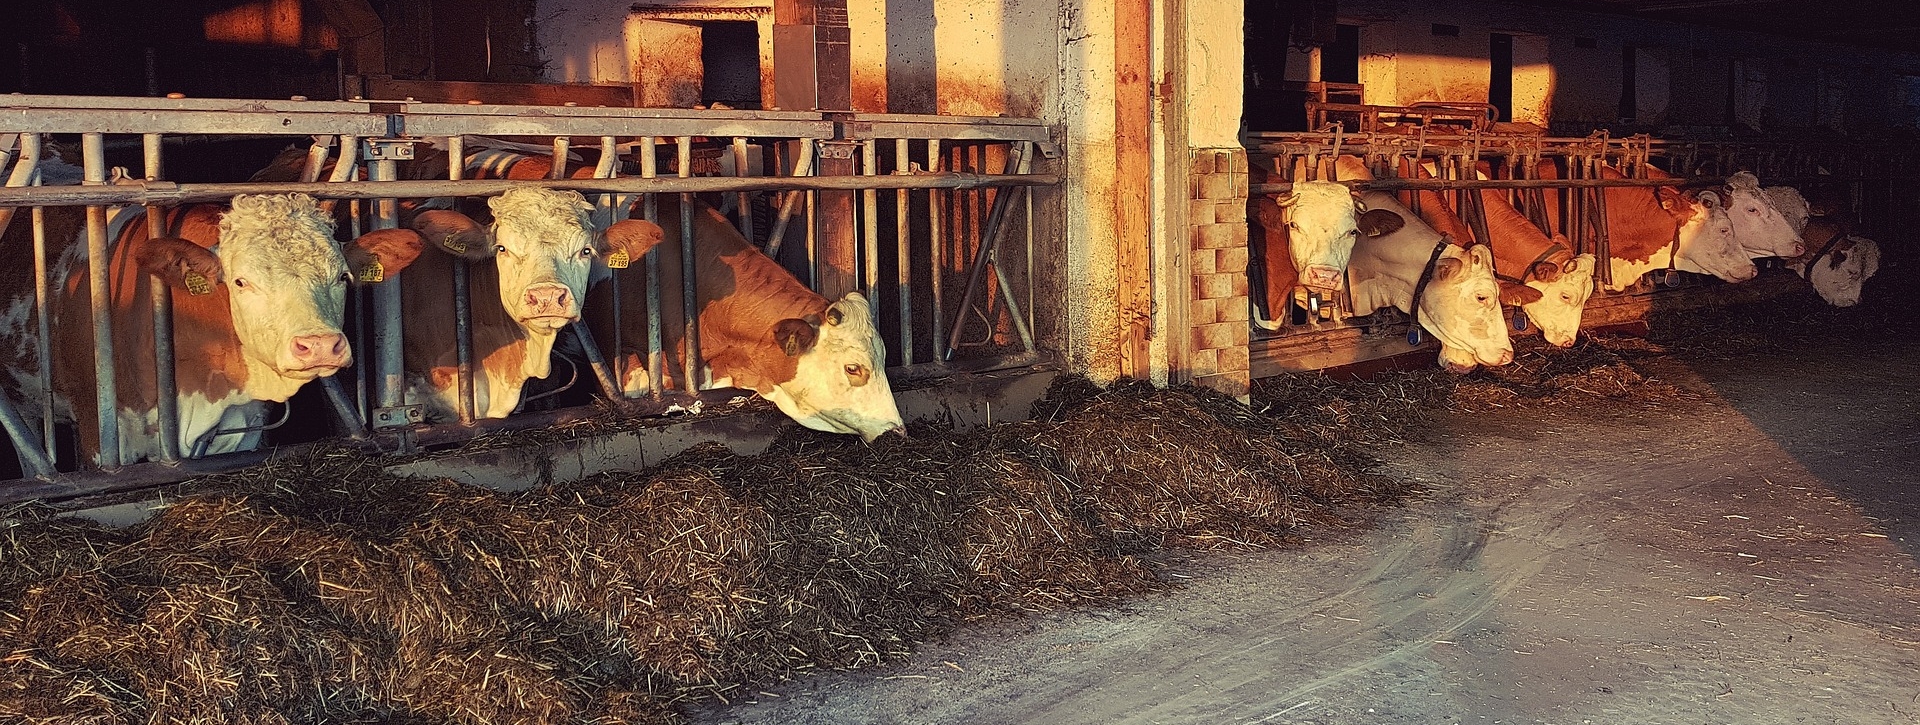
[0, 379, 1412, 724]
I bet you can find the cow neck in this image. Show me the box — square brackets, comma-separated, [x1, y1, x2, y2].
[1798, 223, 1848, 281]
[1407, 237, 1453, 328]
[702, 248, 830, 392]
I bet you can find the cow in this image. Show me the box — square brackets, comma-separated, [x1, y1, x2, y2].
[1647, 168, 1801, 259]
[1764, 186, 1880, 307]
[1390, 160, 1596, 348]
[1347, 191, 1518, 373]
[0, 194, 416, 465]
[584, 194, 906, 442]
[1535, 160, 1755, 291]
[1247, 161, 1403, 327]
[396, 187, 661, 420]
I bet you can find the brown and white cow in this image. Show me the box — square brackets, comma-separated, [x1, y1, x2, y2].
[1535, 161, 1755, 291]
[1649, 168, 1802, 260]
[0, 194, 415, 464]
[585, 195, 906, 442]
[1348, 191, 1518, 373]
[1389, 161, 1596, 348]
[1764, 186, 1880, 307]
[397, 187, 660, 420]
[1247, 161, 1403, 326]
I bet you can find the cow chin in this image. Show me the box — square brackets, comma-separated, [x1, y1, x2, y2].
[519, 315, 576, 332]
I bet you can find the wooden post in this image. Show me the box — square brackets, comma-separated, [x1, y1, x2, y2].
[1114, 0, 1154, 378]
[778, 0, 859, 298]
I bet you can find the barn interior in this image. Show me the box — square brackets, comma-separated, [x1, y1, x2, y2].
[0, 1, 1916, 723]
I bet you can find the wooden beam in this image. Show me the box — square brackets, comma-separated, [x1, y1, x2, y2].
[1114, 0, 1154, 378]
[309, 0, 387, 79]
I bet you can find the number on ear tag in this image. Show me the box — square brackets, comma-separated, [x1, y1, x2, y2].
[183, 270, 214, 296]
[607, 249, 631, 269]
[359, 260, 385, 283]
[441, 234, 467, 255]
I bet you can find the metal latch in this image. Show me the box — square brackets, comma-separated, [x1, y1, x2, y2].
[371, 404, 424, 429]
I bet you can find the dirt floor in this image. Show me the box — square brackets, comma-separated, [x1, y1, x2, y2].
[687, 338, 1920, 725]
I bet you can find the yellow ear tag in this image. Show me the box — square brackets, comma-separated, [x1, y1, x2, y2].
[358, 260, 385, 283]
[441, 234, 467, 255]
[607, 249, 631, 269]
[183, 270, 214, 296]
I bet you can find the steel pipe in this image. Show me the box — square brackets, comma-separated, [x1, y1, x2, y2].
[448, 135, 475, 425]
[763, 138, 817, 258]
[677, 136, 701, 395]
[82, 133, 120, 468]
[366, 152, 412, 452]
[32, 205, 55, 463]
[894, 139, 913, 366]
[143, 133, 181, 462]
[926, 139, 945, 366]
[0, 172, 1064, 207]
[641, 137, 665, 400]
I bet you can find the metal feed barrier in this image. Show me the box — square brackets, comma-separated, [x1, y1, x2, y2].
[1243, 124, 1920, 352]
[0, 94, 1059, 501]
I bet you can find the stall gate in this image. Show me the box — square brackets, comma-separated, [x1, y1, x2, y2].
[1242, 124, 1919, 373]
[0, 94, 1059, 499]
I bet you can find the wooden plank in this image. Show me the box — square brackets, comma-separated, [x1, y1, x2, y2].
[368, 78, 634, 107]
[1114, 0, 1154, 378]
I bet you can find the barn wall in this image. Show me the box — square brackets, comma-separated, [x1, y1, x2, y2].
[1297, 0, 1920, 136]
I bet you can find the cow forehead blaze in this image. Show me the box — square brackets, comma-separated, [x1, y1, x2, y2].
[217, 193, 343, 279]
[489, 187, 595, 250]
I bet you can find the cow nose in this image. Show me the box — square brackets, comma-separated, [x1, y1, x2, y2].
[1494, 349, 1515, 365]
[1304, 265, 1343, 289]
[290, 333, 349, 366]
[1555, 336, 1577, 349]
[1789, 242, 1806, 257]
[524, 284, 573, 313]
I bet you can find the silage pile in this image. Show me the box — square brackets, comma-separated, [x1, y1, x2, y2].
[0, 380, 1409, 725]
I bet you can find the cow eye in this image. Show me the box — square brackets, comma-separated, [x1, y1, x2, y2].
[1475, 294, 1489, 303]
[844, 363, 863, 376]
[579, 247, 594, 258]
[494, 244, 508, 254]
[1560, 293, 1573, 302]
[1345, 228, 1359, 237]
[232, 277, 248, 288]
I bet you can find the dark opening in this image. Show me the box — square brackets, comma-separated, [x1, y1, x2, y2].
[701, 21, 762, 109]
[1575, 36, 1597, 49]
[1432, 24, 1460, 37]
[1489, 33, 1514, 122]
[1243, 0, 1295, 131]
[1323, 24, 1361, 84]
[1621, 45, 1639, 122]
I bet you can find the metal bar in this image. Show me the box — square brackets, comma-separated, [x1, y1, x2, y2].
[1245, 174, 1736, 194]
[448, 135, 475, 425]
[317, 377, 366, 440]
[861, 139, 881, 312]
[732, 136, 753, 241]
[143, 133, 180, 463]
[367, 151, 411, 452]
[0, 133, 39, 233]
[550, 136, 570, 179]
[0, 387, 54, 478]
[893, 139, 913, 367]
[0, 171, 1064, 207]
[0, 135, 54, 476]
[82, 133, 120, 468]
[300, 137, 331, 183]
[944, 143, 1028, 360]
[764, 138, 817, 258]
[32, 185, 56, 464]
[596, 135, 623, 393]
[925, 139, 944, 367]
[567, 135, 623, 401]
[642, 137, 665, 400]
[677, 136, 701, 395]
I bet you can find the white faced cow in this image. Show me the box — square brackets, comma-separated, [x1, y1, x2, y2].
[1765, 185, 1881, 307]
[1346, 191, 1518, 373]
[586, 195, 906, 442]
[1717, 172, 1804, 259]
[0, 194, 415, 465]
[397, 187, 660, 420]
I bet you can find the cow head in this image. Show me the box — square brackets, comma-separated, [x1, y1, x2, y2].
[1274, 181, 1401, 291]
[1519, 252, 1597, 348]
[1674, 192, 1759, 283]
[412, 188, 661, 336]
[1806, 236, 1880, 307]
[1419, 244, 1515, 374]
[1763, 185, 1811, 236]
[1723, 173, 1804, 258]
[764, 292, 906, 442]
[136, 194, 414, 400]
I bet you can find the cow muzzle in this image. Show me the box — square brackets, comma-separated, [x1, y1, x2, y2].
[1303, 264, 1344, 291]
[520, 283, 578, 328]
[286, 332, 351, 375]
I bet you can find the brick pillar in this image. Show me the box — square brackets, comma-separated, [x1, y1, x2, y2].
[1187, 148, 1251, 402]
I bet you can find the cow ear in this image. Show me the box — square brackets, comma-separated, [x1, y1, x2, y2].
[1498, 280, 1544, 305]
[597, 218, 665, 269]
[1357, 209, 1404, 237]
[135, 237, 224, 294]
[773, 317, 819, 357]
[1530, 260, 1563, 282]
[411, 210, 494, 261]
[345, 228, 426, 284]
[1468, 244, 1495, 268]
[1696, 190, 1722, 209]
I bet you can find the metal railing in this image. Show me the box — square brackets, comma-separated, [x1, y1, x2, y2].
[0, 94, 1057, 492]
[1243, 126, 1920, 340]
